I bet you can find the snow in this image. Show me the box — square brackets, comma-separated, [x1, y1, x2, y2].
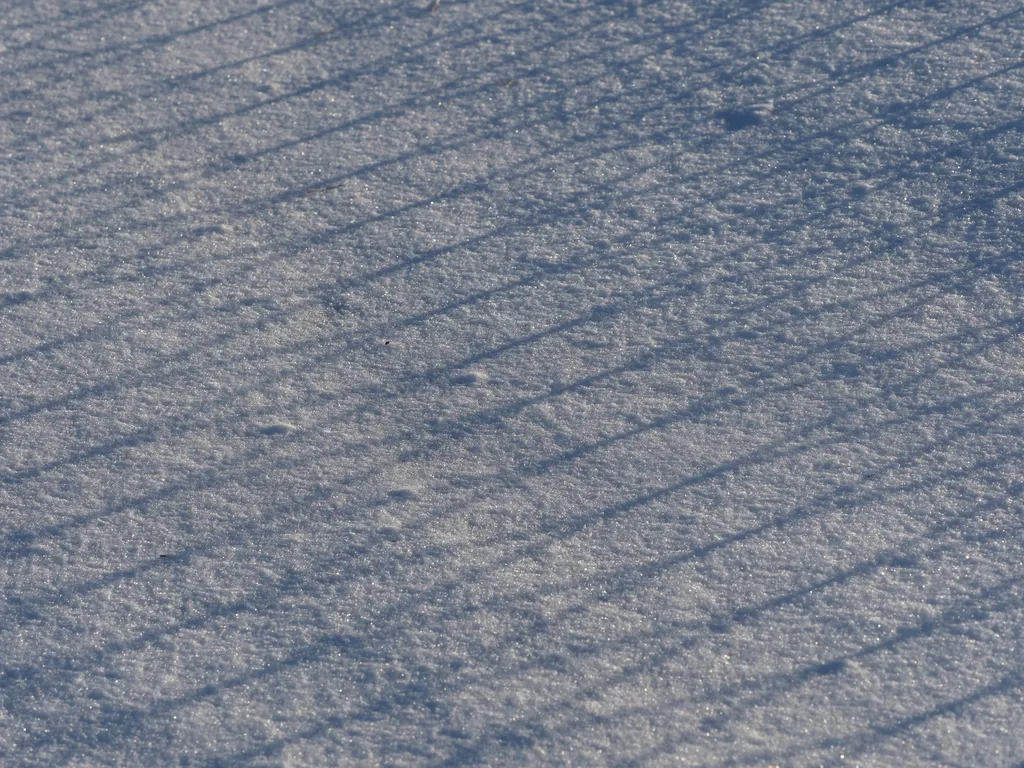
[2, 0, 1023, 764]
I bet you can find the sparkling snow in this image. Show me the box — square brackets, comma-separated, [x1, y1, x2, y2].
[2, 1, 1023, 765]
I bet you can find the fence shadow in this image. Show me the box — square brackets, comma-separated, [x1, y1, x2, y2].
[1, 0, 1023, 765]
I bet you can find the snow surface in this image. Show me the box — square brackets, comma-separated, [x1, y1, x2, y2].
[2, 0, 1024, 765]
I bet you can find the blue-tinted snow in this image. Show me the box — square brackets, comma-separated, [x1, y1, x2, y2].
[1, 0, 1023, 764]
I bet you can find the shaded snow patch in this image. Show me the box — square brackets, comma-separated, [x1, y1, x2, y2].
[260, 422, 297, 436]
[717, 103, 773, 130]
